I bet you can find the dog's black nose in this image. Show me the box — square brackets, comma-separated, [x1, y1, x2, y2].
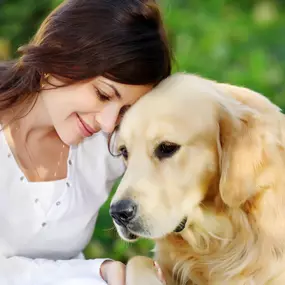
[110, 199, 137, 226]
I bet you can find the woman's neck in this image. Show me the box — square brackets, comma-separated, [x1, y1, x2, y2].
[1, 94, 55, 143]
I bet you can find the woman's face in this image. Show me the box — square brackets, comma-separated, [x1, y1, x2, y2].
[41, 76, 153, 146]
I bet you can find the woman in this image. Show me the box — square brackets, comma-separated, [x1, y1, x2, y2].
[0, 0, 172, 284]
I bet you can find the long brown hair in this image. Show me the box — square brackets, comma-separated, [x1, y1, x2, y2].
[0, 0, 172, 114]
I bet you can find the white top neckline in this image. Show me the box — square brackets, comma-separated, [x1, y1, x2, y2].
[0, 128, 125, 284]
[0, 126, 74, 185]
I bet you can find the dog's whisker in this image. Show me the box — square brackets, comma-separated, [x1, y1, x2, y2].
[102, 226, 116, 232]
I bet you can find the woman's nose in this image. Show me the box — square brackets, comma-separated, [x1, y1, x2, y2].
[96, 104, 120, 133]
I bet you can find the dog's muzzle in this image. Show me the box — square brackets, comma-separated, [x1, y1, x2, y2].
[110, 199, 137, 227]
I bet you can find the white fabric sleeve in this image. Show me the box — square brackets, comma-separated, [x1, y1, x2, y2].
[106, 152, 126, 191]
[0, 256, 111, 285]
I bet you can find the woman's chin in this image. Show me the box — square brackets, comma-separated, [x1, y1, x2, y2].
[56, 131, 83, 146]
[55, 123, 99, 146]
[68, 137, 84, 146]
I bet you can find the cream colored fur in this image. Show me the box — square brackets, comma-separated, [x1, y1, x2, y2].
[112, 73, 285, 285]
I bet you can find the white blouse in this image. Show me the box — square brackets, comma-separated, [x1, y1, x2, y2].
[0, 129, 125, 285]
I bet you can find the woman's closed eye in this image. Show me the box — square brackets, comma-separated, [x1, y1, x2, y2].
[94, 86, 111, 102]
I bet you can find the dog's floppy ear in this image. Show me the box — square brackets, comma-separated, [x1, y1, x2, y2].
[216, 87, 266, 208]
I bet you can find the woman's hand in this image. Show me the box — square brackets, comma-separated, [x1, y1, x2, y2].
[100, 259, 166, 285]
[100, 260, 126, 285]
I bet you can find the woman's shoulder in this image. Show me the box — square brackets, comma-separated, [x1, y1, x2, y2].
[75, 131, 125, 180]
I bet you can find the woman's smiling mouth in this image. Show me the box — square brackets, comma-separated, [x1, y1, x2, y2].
[76, 113, 96, 137]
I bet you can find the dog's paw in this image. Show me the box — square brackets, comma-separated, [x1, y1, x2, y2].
[126, 256, 166, 285]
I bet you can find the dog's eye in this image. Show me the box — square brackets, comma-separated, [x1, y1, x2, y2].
[154, 142, 181, 160]
[119, 145, 129, 160]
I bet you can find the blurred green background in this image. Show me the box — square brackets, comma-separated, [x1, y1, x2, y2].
[1, 0, 285, 263]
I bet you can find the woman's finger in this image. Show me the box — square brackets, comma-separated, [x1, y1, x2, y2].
[107, 261, 126, 285]
[153, 261, 166, 285]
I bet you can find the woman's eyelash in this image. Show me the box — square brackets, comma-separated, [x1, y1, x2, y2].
[94, 87, 110, 101]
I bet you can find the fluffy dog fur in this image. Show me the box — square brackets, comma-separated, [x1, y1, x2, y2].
[111, 73, 285, 285]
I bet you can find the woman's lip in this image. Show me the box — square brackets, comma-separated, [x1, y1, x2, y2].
[76, 114, 96, 137]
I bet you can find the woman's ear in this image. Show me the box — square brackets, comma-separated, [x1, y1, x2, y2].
[217, 96, 264, 208]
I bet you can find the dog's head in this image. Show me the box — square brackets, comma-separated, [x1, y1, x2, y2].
[110, 73, 283, 242]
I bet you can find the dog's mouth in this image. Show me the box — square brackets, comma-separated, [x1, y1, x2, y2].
[174, 217, 188, 233]
[116, 217, 188, 241]
[117, 224, 139, 241]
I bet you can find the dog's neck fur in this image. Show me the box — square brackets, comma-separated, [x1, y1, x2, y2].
[155, 197, 285, 285]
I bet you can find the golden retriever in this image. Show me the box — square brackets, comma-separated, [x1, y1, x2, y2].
[110, 72, 285, 285]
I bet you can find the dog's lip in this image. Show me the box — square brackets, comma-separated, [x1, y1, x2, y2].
[118, 224, 139, 241]
[174, 217, 188, 233]
[127, 232, 138, 240]
[125, 226, 138, 239]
